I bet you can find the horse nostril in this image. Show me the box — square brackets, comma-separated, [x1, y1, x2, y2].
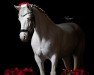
[24, 36, 26, 39]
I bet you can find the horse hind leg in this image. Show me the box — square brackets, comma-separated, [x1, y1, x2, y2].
[73, 53, 84, 70]
[73, 39, 85, 70]
[62, 56, 72, 70]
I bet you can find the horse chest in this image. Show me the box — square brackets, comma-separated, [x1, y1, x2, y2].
[31, 30, 51, 57]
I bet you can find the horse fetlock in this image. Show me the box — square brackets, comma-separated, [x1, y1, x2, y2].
[50, 71, 56, 75]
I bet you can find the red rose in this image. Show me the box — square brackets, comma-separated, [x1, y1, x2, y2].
[17, 70, 25, 75]
[23, 68, 28, 72]
[14, 68, 19, 71]
[62, 69, 67, 75]
[28, 67, 33, 73]
[4, 69, 11, 75]
[4, 67, 37, 75]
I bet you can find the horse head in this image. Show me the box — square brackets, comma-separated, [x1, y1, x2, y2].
[14, 2, 35, 42]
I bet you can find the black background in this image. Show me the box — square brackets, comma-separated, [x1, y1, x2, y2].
[0, 0, 94, 75]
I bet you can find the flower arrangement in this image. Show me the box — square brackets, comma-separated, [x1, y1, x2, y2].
[4, 67, 37, 75]
[61, 68, 90, 75]
[4, 67, 92, 75]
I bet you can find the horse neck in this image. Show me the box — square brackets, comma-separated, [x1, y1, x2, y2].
[33, 7, 56, 39]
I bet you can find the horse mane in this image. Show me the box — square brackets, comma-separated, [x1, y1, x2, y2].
[32, 4, 55, 24]
[32, 4, 47, 16]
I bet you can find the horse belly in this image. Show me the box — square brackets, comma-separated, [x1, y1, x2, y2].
[57, 33, 78, 57]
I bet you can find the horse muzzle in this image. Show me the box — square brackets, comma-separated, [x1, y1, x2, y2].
[19, 32, 29, 42]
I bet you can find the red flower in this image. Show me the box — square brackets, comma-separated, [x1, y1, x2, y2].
[61, 69, 73, 75]
[61, 68, 90, 75]
[4, 67, 36, 75]
[79, 68, 85, 75]
[14, 68, 19, 71]
[17, 70, 25, 75]
[28, 67, 33, 73]
[23, 68, 28, 72]
[62, 69, 67, 75]
[4, 69, 11, 75]
[70, 70, 73, 74]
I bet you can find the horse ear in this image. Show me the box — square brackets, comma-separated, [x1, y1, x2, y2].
[14, 5, 21, 10]
[27, 4, 33, 10]
[30, 4, 33, 7]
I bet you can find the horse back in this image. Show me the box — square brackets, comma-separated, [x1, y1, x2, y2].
[57, 22, 85, 39]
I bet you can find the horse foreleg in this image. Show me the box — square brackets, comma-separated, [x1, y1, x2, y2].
[34, 54, 45, 75]
[50, 54, 57, 75]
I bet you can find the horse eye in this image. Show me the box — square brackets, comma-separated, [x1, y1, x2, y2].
[21, 15, 23, 17]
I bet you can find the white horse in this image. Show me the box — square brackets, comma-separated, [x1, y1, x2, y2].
[14, 3, 85, 75]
